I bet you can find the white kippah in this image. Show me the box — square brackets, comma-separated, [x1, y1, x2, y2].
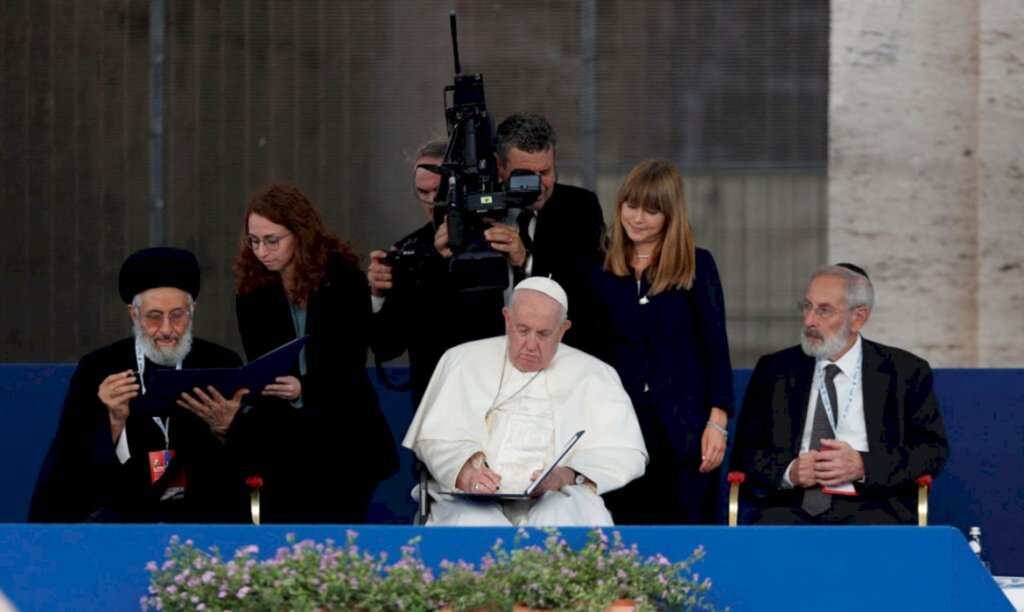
[514, 276, 569, 312]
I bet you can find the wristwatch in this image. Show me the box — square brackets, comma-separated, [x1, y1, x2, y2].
[573, 470, 586, 486]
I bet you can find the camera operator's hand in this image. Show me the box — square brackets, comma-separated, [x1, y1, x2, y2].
[367, 250, 394, 297]
[484, 222, 528, 268]
[433, 222, 454, 259]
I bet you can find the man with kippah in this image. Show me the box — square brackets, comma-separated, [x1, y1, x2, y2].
[30, 247, 253, 522]
[403, 277, 648, 526]
[730, 264, 949, 524]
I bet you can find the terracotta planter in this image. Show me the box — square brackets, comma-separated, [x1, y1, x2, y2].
[604, 599, 636, 611]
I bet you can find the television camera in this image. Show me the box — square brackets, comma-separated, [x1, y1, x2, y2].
[387, 12, 541, 293]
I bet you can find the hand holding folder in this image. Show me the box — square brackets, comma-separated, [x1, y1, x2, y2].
[140, 337, 308, 413]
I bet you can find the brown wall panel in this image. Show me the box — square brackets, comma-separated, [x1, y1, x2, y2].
[0, 0, 829, 365]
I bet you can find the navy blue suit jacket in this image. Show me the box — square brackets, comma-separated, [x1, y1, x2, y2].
[590, 248, 734, 460]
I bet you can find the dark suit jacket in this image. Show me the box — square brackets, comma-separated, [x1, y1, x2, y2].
[370, 222, 506, 406]
[371, 182, 605, 404]
[236, 253, 398, 522]
[29, 338, 251, 523]
[730, 338, 950, 523]
[529, 183, 606, 353]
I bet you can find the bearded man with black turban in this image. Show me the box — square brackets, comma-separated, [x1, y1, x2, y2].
[30, 247, 254, 523]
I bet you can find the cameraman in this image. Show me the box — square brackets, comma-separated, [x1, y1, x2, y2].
[489, 112, 606, 355]
[369, 114, 606, 404]
[368, 138, 506, 406]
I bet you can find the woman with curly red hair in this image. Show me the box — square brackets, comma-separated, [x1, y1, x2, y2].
[234, 183, 397, 523]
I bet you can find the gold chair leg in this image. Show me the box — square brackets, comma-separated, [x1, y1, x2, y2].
[917, 483, 928, 527]
[246, 476, 263, 525]
[251, 489, 261, 525]
[915, 475, 932, 527]
[729, 482, 740, 527]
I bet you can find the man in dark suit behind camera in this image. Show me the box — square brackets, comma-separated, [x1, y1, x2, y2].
[367, 114, 605, 406]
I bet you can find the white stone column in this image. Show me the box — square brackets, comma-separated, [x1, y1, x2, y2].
[977, 1, 1024, 367]
[829, 0, 1023, 367]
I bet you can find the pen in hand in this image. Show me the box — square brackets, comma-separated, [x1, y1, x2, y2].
[484, 461, 499, 491]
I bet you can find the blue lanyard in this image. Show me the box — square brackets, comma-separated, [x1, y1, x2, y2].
[816, 358, 861, 433]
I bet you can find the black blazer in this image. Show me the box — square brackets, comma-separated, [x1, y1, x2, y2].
[731, 338, 950, 523]
[370, 221, 506, 406]
[371, 182, 605, 403]
[589, 248, 734, 459]
[236, 254, 398, 487]
[530, 183, 606, 354]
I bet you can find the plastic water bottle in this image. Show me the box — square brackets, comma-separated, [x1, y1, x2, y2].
[968, 526, 992, 572]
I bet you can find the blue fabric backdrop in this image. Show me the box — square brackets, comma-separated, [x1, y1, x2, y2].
[2, 365, 1021, 574]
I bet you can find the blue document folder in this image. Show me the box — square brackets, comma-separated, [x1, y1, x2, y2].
[142, 336, 308, 409]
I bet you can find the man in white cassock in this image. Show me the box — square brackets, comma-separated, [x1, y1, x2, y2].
[403, 276, 648, 526]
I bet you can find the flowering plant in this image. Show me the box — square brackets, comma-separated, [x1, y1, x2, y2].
[571, 528, 713, 610]
[480, 528, 714, 610]
[142, 531, 386, 610]
[142, 528, 716, 611]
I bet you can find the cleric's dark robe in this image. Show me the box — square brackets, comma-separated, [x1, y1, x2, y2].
[29, 337, 252, 523]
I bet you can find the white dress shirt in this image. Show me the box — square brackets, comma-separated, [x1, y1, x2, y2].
[782, 334, 869, 488]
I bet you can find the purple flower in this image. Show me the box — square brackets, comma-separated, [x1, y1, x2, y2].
[145, 561, 158, 572]
[236, 586, 250, 599]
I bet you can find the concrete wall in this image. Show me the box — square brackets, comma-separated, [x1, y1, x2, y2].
[977, 1, 1024, 366]
[830, 0, 1023, 367]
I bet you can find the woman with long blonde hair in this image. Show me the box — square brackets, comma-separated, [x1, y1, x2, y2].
[592, 158, 733, 524]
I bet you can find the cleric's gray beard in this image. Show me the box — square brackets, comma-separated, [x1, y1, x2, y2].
[133, 319, 193, 366]
[800, 318, 851, 359]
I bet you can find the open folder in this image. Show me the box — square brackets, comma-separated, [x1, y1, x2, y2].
[444, 430, 586, 500]
[141, 336, 308, 410]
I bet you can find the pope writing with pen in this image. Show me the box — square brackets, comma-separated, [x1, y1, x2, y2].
[402, 277, 648, 526]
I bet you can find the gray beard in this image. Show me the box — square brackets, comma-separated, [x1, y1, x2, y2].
[134, 320, 194, 367]
[800, 319, 851, 359]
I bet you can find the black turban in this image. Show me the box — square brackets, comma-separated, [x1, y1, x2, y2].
[118, 247, 201, 304]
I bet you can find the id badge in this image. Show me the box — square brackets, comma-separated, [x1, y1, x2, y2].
[149, 449, 173, 483]
[149, 449, 187, 500]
